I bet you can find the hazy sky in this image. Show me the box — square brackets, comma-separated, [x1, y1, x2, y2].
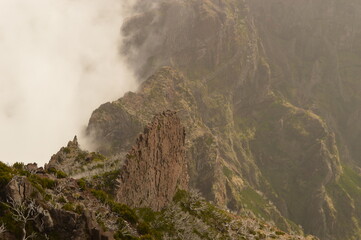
[0, 0, 138, 166]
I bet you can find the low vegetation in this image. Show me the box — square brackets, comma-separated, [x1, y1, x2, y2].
[0, 160, 318, 240]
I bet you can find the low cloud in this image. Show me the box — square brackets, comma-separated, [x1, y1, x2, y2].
[0, 0, 138, 166]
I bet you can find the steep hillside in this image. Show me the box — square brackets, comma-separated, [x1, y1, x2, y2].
[87, 0, 361, 239]
[0, 112, 314, 239]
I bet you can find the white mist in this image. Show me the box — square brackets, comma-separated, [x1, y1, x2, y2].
[0, 0, 137, 165]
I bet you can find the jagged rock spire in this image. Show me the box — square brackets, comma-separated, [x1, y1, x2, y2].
[116, 110, 189, 211]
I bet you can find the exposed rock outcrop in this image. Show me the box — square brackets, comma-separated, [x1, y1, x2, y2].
[6, 176, 37, 203]
[116, 110, 189, 211]
[45, 136, 83, 174]
[45, 136, 117, 178]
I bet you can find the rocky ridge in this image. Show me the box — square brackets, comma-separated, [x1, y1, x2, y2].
[0, 110, 315, 239]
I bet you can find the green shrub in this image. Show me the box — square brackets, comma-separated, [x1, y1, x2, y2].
[92, 170, 120, 194]
[140, 234, 155, 240]
[0, 212, 21, 238]
[275, 231, 285, 235]
[12, 162, 24, 171]
[137, 221, 151, 235]
[44, 194, 52, 201]
[90, 189, 108, 203]
[63, 147, 71, 154]
[96, 217, 107, 231]
[137, 208, 157, 223]
[62, 203, 75, 212]
[0, 162, 13, 194]
[11, 162, 31, 176]
[92, 164, 104, 170]
[110, 202, 138, 224]
[172, 189, 188, 203]
[75, 204, 84, 215]
[77, 178, 87, 190]
[75, 152, 88, 162]
[92, 152, 106, 162]
[114, 232, 138, 240]
[29, 175, 56, 189]
[90, 189, 138, 224]
[58, 196, 66, 203]
[56, 170, 67, 179]
[47, 167, 57, 175]
[47, 168, 67, 179]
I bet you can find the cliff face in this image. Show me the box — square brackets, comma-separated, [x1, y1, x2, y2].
[116, 110, 188, 211]
[87, 0, 361, 239]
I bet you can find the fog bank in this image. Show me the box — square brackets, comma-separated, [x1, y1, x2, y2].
[0, 0, 138, 165]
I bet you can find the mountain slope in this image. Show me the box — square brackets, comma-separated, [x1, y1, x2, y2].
[87, 0, 361, 239]
[0, 112, 314, 239]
